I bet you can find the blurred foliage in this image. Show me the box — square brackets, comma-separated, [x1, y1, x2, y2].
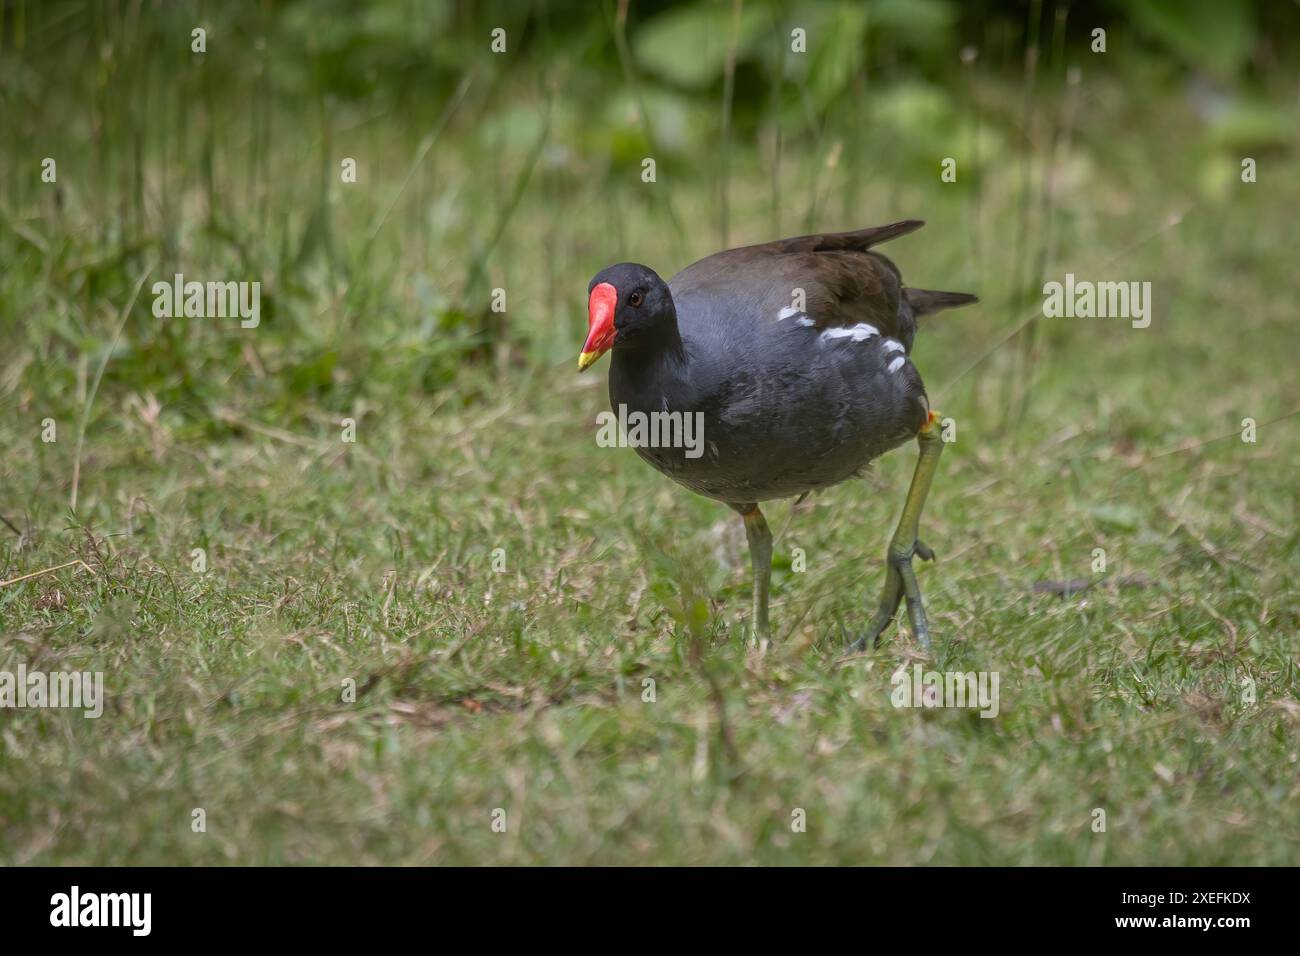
[0, 0, 1296, 431]
[1125, 0, 1257, 78]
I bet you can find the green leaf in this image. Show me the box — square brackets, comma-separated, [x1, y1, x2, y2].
[1128, 0, 1255, 77]
[634, 3, 772, 88]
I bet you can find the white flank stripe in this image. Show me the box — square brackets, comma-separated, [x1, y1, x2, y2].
[777, 305, 802, 321]
[883, 340, 905, 353]
[888, 356, 906, 373]
[821, 323, 879, 343]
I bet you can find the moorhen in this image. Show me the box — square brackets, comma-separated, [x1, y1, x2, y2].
[579, 221, 976, 650]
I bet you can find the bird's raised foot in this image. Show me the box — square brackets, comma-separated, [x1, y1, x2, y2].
[846, 539, 935, 653]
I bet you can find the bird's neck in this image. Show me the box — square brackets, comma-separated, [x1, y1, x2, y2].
[613, 311, 687, 375]
[610, 313, 689, 404]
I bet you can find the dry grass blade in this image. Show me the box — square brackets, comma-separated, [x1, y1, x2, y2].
[0, 559, 97, 588]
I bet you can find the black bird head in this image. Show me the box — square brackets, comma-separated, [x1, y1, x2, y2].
[579, 262, 674, 371]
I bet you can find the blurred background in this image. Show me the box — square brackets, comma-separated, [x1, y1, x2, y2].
[2, 0, 1296, 414]
[1, 1, 1297, 864]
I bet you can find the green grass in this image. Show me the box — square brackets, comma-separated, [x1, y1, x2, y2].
[1, 10, 1298, 864]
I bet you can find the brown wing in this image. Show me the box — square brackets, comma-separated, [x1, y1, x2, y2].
[736, 221, 975, 345]
[672, 220, 974, 349]
[730, 221, 921, 342]
[796, 249, 906, 340]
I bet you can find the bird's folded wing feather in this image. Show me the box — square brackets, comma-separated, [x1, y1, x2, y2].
[793, 250, 905, 341]
[706, 221, 925, 342]
[671, 220, 981, 352]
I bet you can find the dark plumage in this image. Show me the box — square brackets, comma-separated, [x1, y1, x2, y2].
[580, 221, 977, 647]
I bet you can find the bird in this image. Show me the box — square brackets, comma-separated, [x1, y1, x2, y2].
[578, 221, 977, 651]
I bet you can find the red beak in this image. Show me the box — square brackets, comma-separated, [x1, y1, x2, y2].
[579, 282, 617, 371]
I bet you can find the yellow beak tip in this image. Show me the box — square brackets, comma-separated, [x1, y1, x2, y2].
[577, 351, 601, 372]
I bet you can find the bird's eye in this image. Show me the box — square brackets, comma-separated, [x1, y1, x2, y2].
[628, 290, 644, 308]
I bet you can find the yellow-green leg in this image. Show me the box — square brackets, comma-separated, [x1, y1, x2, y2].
[850, 410, 945, 652]
[734, 502, 772, 641]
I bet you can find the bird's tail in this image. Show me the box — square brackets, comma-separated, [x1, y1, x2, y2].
[904, 287, 980, 316]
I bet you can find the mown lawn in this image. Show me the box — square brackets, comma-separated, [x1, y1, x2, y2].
[1, 30, 1297, 863]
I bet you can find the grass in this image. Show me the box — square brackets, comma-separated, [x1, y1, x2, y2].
[1, 7, 1298, 864]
